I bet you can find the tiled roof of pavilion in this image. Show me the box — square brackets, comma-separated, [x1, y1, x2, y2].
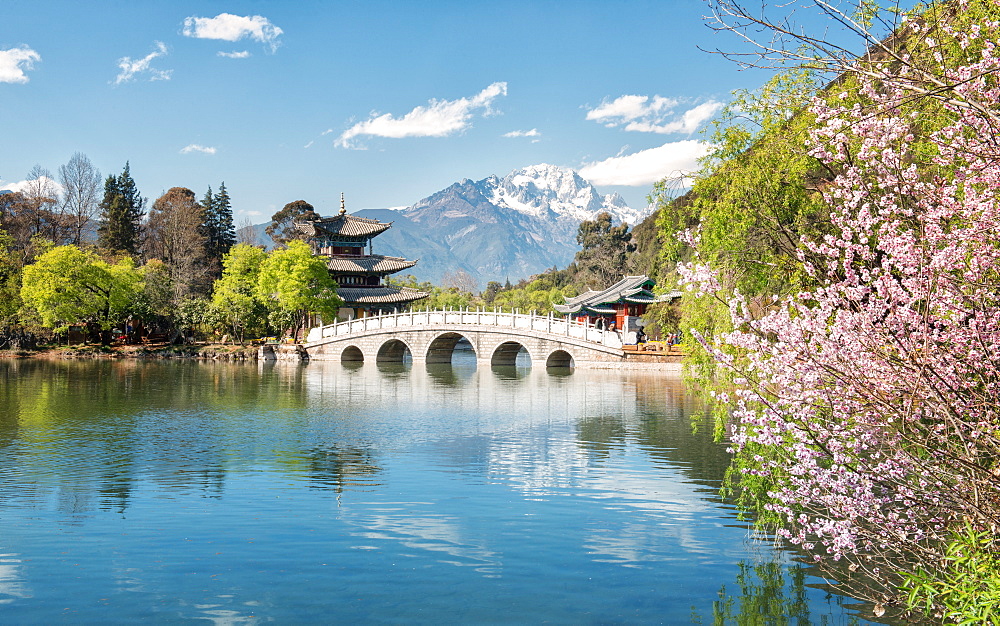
[554, 275, 661, 315]
[326, 255, 417, 275]
[296, 212, 391, 239]
[337, 286, 428, 305]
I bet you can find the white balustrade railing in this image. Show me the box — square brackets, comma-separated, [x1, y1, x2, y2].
[305, 308, 623, 349]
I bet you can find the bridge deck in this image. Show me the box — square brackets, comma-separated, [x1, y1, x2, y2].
[302, 309, 683, 370]
[306, 309, 622, 349]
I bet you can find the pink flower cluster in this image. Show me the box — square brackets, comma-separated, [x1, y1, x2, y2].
[683, 9, 1000, 568]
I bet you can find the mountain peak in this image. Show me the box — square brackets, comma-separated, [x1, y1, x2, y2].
[384, 165, 652, 285]
[483, 163, 644, 224]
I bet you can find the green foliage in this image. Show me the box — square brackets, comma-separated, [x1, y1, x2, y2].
[266, 200, 319, 246]
[902, 524, 1000, 624]
[256, 240, 342, 336]
[659, 69, 826, 289]
[174, 296, 214, 336]
[0, 230, 22, 326]
[97, 162, 145, 257]
[134, 259, 173, 323]
[20, 245, 144, 333]
[211, 243, 268, 340]
[202, 182, 236, 268]
[491, 273, 573, 314]
[387, 274, 472, 310]
[574, 212, 636, 288]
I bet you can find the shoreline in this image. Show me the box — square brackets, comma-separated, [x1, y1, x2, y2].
[0, 342, 261, 361]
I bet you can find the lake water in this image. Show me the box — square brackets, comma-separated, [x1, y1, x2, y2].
[0, 357, 874, 624]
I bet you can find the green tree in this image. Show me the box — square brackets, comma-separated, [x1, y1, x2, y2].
[146, 187, 210, 304]
[265, 200, 319, 246]
[482, 281, 502, 304]
[20, 245, 144, 339]
[0, 229, 22, 326]
[573, 212, 636, 288]
[211, 243, 268, 341]
[651, 68, 829, 392]
[212, 182, 236, 257]
[131, 259, 173, 328]
[97, 162, 145, 256]
[201, 182, 237, 270]
[256, 240, 342, 338]
[491, 278, 569, 315]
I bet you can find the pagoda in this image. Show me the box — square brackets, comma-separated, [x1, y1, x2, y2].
[296, 195, 428, 320]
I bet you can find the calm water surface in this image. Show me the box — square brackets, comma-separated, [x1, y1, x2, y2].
[0, 357, 874, 624]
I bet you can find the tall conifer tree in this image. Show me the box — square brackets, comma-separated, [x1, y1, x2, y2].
[97, 162, 145, 256]
[200, 182, 237, 271]
[213, 182, 235, 257]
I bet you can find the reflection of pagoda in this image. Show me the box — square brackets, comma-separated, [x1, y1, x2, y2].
[297, 195, 428, 320]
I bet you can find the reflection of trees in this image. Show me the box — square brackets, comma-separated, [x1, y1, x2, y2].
[698, 560, 866, 625]
[576, 414, 627, 460]
[0, 358, 314, 513]
[570, 375, 732, 491]
[306, 445, 382, 493]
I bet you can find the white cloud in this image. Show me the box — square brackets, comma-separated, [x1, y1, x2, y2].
[336, 82, 508, 149]
[0, 46, 41, 84]
[180, 144, 217, 155]
[0, 175, 63, 195]
[586, 95, 722, 135]
[504, 128, 540, 138]
[218, 50, 251, 59]
[586, 95, 677, 124]
[183, 13, 283, 53]
[578, 140, 710, 186]
[114, 41, 171, 84]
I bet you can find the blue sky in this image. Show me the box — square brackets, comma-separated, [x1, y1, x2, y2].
[1, 0, 772, 223]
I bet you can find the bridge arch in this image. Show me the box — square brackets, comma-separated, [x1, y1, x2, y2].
[545, 349, 575, 369]
[341, 345, 364, 362]
[426, 332, 476, 364]
[376, 338, 413, 363]
[491, 341, 530, 367]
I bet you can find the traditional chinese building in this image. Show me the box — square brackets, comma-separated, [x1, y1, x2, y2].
[554, 275, 678, 333]
[297, 197, 428, 320]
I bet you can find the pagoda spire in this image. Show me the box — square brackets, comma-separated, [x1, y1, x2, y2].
[339, 193, 346, 215]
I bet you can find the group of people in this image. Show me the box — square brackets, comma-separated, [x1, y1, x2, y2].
[590, 316, 684, 347]
[593, 317, 616, 332]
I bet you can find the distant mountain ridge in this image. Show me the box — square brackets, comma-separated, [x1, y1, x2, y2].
[253, 164, 650, 289]
[357, 164, 649, 288]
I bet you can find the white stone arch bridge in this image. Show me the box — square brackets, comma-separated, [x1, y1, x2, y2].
[304, 309, 628, 368]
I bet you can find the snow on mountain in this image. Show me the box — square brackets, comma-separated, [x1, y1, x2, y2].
[487, 164, 644, 224]
[352, 164, 652, 287]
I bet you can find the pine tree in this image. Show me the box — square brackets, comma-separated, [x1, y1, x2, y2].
[201, 185, 215, 241]
[97, 162, 145, 256]
[213, 182, 235, 256]
[200, 182, 236, 272]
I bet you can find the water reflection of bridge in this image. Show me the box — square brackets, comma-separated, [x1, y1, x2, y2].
[304, 310, 677, 370]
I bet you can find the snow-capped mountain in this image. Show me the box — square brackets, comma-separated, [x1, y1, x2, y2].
[353, 164, 651, 288]
[486, 164, 642, 224]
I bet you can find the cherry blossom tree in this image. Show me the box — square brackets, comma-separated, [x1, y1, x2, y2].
[681, 5, 1000, 618]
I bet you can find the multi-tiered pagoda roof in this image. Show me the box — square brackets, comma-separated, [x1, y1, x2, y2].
[298, 198, 427, 318]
